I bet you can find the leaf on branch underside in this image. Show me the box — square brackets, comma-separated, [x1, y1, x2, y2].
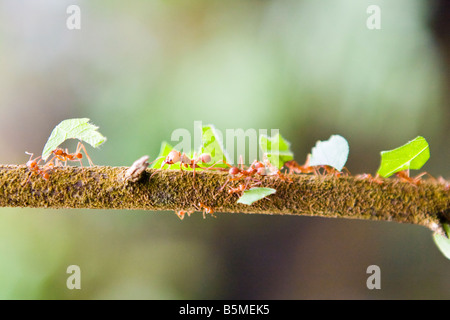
[433, 224, 450, 260]
[308, 135, 349, 172]
[259, 133, 294, 169]
[376, 136, 430, 178]
[236, 187, 276, 205]
[42, 118, 107, 161]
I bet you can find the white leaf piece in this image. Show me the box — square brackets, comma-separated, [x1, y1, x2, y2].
[308, 135, 349, 172]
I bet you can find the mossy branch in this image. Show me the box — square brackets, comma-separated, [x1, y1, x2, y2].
[0, 164, 449, 233]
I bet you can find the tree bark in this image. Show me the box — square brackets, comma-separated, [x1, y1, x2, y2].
[0, 164, 449, 233]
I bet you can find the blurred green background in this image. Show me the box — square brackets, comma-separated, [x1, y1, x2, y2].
[0, 0, 449, 299]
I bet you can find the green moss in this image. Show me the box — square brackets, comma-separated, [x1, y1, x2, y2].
[0, 165, 448, 232]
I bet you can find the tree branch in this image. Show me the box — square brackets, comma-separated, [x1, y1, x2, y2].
[0, 164, 449, 233]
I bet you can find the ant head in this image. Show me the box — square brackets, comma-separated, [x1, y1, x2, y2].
[76, 153, 83, 159]
[166, 150, 181, 164]
[199, 154, 211, 164]
[27, 160, 37, 169]
[229, 167, 240, 176]
[253, 161, 264, 169]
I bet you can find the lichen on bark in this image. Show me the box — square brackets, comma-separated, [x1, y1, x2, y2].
[0, 164, 448, 233]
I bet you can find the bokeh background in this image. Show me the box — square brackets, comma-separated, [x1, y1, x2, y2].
[0, 0, 449, 299]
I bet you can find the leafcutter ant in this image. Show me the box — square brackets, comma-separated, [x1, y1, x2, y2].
[174, 209, 194, 220]
[24, 152, 54, 183]
[284, 154, 316, 174]
[355, 173, 383, 185]
[194, 202, 215, 219]
[150, 150, 212, 180]
[395, 170, 428, 186]
[50, 142, 94, 167]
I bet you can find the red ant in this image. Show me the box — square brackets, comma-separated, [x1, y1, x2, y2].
[224, 158, 265, 180]
[50, 142, 94, 167]
[355, 173, 384, 185]
[216, 158, 264, 194]
[395, 170, 428, 186]
[283, 154, 349, 177]
[150, 150, 212, 179]
[194, 202, 215, 219]
[174, 209, 194, 220]
[227, 178, 262, 196]
[262, 159, 293, 183]
[228, 183, 249, 195]
[24, 152, 54, 182]
[284, 154, 316, 174]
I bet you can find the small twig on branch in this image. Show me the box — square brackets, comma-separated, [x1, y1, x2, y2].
[0, 164, 449, 233]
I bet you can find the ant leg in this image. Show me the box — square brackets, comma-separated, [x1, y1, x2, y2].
[199, 159, 231, 171]
[216, 178, 231, 196]
[412, 172, 430, 185]
[47, 155, 61, 167]
[149, 162, 166, 180]
[239, 155, 245, 171]
[76, 142, 94, 166]
[65, 148, 70, 167]
[25, 151, 34, 162]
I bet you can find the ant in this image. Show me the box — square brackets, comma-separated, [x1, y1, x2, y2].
[24, 152, 54, 182]
[284, 154, 316, 175]
[355, 173, 384, 185]
[225, 158, 265, 180]
[150, 150, 212, 180]
[283, 154, 349, 177]
[395, 170, 428, 186]
[262, 159, 293, 183]
[216, 158, 264, 194]
[227, 178, 262, 196]
[50, 142, 94, 167]
[194, 202, 215, 219]
[174, 209, 194, 220]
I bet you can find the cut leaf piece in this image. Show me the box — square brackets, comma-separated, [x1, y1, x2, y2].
[433, 228, 450, 260]
[377, 136, 430, 178]
[259, 133, 294, 169]
[200, 124, 231, 169]
[42, 118, 107, 161]
[236, 187, 276, 205]
[308, 135, 349, 172]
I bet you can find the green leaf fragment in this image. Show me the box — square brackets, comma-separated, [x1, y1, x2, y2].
[236, 187, 276, 205]
[377, 136, 430, 178]
[200, 124, 231, 168]
[433, 227, 450, 260]
[308, 135, 349, 171]
[259, 133, 294, 169]
[444, 223, 450, 238]
[42, 118, 107, 161]
[150, 142, 182, 170]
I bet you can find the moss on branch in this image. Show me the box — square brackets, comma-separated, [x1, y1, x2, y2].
[0, 164, 449, 232]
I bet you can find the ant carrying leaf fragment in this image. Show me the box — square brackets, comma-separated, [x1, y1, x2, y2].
[308, 135, 349, 172]
[377, 136, 430, 178]
[41, 118, 107, 162]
